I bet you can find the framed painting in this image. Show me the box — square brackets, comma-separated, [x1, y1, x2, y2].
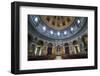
[11, 1, 98, 74]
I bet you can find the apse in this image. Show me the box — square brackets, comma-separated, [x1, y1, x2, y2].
[28, 15, 88, 61]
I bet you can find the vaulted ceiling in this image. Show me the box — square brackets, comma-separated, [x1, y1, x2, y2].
[28, 15, 87, 40]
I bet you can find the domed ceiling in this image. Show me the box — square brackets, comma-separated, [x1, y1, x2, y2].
[40, 16, 75, 30]
[29, 15, 87, 40]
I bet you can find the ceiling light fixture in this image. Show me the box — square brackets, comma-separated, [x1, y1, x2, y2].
[64, 31, 67, 35]
[71, 27, 73, 31]
[50, 30, 53, 35]
[42, 26, 46, 31]
[34, 17, 38, 22]
[77, 19, 80, 24]
[57, 32, 60, 36]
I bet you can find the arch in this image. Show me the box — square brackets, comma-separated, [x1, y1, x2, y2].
[37, 40, 44, 46]
[73, 40, 80, 54]
[64, 43, 69, 54]
[47, 43, 53, 47]
[73, 40, 78, 45]
[28, 33, 33, 51]
[82, 34, 88, 52]
[47, 43, 53, 55]
[82, 34, 88, 46]
[64, 43, 69, 46]
[28, 33, 33, 42]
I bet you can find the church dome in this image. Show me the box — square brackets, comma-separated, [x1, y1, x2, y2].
[40, 16, 75, 30]
[29, 15, 87, 40]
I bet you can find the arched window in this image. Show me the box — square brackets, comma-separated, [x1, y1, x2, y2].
[28, 33, 33, 47]
[73, 40, 80, 54]
[82, 34, 88, 52]
[64, 43, 69, 54]
[47, 43, 53, 55]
